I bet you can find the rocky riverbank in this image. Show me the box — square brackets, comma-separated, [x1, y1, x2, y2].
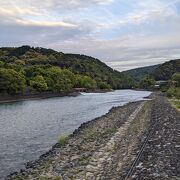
[6, 93, 180, 180]
[127, 93, 180, 179]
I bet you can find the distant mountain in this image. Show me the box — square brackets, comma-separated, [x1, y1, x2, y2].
[0, 46, 134, 89]
[124, 64, 159, 82]
[124, 59, 180, 82]
[150, 59, 180, 81]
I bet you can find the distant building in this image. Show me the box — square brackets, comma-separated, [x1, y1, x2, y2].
[74, 88, 86, 92]
[154, 80, 168, 89]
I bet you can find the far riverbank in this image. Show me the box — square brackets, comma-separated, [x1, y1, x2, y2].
[0, 89, 112, 104]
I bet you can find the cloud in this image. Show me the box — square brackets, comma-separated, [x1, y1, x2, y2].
[0, 0, 180, 71]
[14, 19, 77, 28]
[48, 31, 180, 71]
[114, 0, 178, 26]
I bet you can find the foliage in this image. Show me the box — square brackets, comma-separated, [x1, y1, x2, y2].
[0, 46, 135, 94]
[124, 64, 159, 82]
[98, 82, 111, 90]
[75, 75, 97, 89]
[164, 72, 180, 100]
[139, 77, 155, 89]
[166, 87, 180, 99]
[150, 59, 180, 81]
[172, 73, 180, 87]
[0, 68, 26, 94]
[30, 75, 48, 92]
[45, 67, 76, 92]
[58, 135, 68, 147]
[169, 99, 180, 111]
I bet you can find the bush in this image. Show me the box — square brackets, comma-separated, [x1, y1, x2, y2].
[98, 82, 111, 90]
[58, 135, 68, 147]
[0, 68, 26, 94]
[166, 88, 174, 98]
[139, 77, 155, 89]
[172, 73, 180, 87]
[166, 87, 180, 99]
[30, 75, 48, 92]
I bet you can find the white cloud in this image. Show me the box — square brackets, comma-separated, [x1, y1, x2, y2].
[14, 19, 77, 28]
[117, 0, 178, 25]
[0, 0, 180, 71]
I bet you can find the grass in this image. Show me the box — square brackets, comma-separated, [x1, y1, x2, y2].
[82, 128, 98, 141]
[169, 99, 180, 111]
[58, 135, 68, 147]
[78, 156, 89, 165]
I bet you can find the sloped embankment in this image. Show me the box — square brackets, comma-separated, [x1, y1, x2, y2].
[8, 93, 179, 180]
[7, 99, 152, 180]
[126, 94, 180, 179]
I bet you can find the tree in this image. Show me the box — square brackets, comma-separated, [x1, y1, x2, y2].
[45, 67, 75, 92]
[75, 75, 97, 89]
[139, 77, 155, 89]
[172, 73, 180, 87]
[0, 61, 4, 67]
[98, 82, 111, 90]
[0, 68, 26, 94]
[30, 75, 48, 92]
[24, 65, 46, 78]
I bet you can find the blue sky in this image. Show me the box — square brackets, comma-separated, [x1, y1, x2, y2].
[0, 0, 180, 71]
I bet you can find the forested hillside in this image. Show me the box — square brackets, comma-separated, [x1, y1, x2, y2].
[124, 64, 159, 82]
[0, 46, 134, 95]
[150, 59, 180, 80]
[123, 59, 180, 92]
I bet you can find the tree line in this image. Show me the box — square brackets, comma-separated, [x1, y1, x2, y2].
[0, 63, 111, 95]
[0, 46, 135, 95]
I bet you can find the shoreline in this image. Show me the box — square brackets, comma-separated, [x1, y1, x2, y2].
[0, 91, 80, 104]
[0, 89, 112, 104]
[7, 98, 149, 179]
[6, 93, 180, 179]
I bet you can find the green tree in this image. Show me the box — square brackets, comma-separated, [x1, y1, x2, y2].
[45, 67, 75, 92]
[0, 61, 5, 67]
[139, 77, 155, 89]
[0, 68, 26, 94]
[30, 75, 48, 92]
[24, 65, 46, 78]
[172, 73, 180, 87]
[75, 75, 97, 89]
[98, 82, 111, 90]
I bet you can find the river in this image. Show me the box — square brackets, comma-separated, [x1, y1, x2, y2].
[0, 90, 151, 178]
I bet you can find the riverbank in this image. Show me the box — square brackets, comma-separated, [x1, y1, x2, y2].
[0, 91, 80, 104]
[0, 89, 112, 104]
[7, 97, 151, 179]
[7, 93, 179, 179]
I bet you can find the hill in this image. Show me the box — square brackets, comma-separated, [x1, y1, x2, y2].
[0, 46, 134, 95]
[124, 64, 159, 82]
[150, 59, 180, 80]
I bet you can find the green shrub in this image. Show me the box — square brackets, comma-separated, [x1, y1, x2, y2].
[166, 87, 180, 99]
[98, 82, 111, 90]
[58, 135, 68, 147]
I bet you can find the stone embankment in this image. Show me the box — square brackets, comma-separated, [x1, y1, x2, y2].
[7, 93, 180, 180]
[126, 93, 180, 180]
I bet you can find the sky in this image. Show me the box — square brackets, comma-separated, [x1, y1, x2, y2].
[0, 0, 180, 71]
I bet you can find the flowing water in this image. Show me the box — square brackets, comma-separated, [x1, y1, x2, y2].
[0, 90, 151, 178]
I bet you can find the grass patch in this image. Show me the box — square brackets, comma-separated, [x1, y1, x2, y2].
[82, 129, 98, 141]
[102, 126, 117, 136]
[169, 99, 180, 111]
[58, 135, 68, 147]
[78, 156, 89, 165]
